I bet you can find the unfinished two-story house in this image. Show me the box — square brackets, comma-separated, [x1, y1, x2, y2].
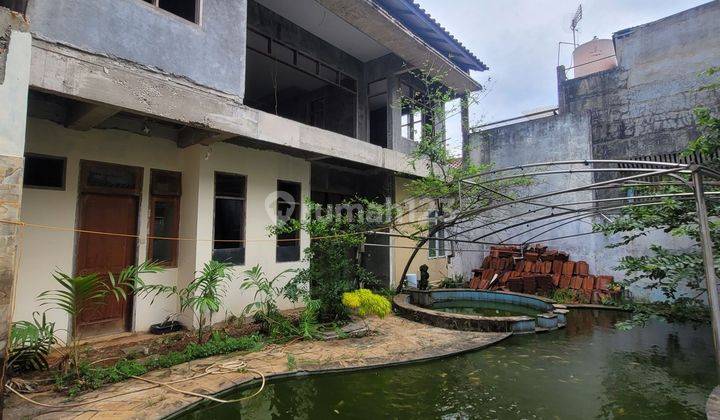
[0, 0, 485, 344]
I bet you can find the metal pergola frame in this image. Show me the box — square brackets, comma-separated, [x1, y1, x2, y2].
[390, 159, 720, 375]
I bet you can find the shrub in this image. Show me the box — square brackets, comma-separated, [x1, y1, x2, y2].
[271, 199, 393, 322]
[342, 289, 391, 318]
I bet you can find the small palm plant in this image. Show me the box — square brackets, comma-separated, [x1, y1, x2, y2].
[8, 312, 58, 373]
[38, 261, 163, 374]
[137, 260, 233, 343]
[240, 264, 295, 319]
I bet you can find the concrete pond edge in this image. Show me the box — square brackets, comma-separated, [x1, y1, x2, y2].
[165, 330, 513, 418]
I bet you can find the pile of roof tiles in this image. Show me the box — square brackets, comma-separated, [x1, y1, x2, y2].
[470, 245, 614, 301]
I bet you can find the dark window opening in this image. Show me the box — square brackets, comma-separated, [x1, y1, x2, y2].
[368, 79, 388, 148]
[144, 0, 198, 23]
[213, 172, 246, 265]
[245, 28, 357, 138]
[23, 154, 66, 190]
[148, 170, 181, 267]
[309, 99, 324, 129]
[276, 180, 301, 262]
[0, 0, 28, 14]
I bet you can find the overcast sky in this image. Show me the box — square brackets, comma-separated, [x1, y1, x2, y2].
[417, 0, 710, 154]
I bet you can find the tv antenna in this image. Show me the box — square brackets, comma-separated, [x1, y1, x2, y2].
[570, 4, 583, 47]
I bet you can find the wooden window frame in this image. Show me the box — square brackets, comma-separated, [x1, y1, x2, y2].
[212, 172, 247, 266]
[147, 169, 181, 268]
[428, 210, 448, 259]
[23, 153, 67, 191]
[79, 160, 143, 196]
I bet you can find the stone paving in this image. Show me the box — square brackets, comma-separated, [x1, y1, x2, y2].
[5, 315, 510, 419]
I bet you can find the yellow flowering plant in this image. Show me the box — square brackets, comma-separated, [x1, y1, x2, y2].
[341, 289, 391, 320]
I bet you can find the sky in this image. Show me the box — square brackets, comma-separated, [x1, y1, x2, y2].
[417, 0, 710, 154]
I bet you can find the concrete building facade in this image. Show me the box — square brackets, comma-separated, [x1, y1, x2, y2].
[0, 0, 483, 352]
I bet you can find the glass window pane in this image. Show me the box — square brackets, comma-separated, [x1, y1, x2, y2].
[214, 198, 244, 248]
[151, 170, 181, 196]
[86, 164, 137, 189]
[151, 199, 176, 263]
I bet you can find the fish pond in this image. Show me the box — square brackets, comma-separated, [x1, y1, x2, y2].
[174, 309, 715, 419]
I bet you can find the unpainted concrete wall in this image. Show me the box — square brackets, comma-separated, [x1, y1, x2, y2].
[559, 1, 720, 165]
[463, 112, 596, 279]
[26, 0, 248, 98]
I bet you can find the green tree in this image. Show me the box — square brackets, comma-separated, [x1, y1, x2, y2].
[392, 66, 527, 292]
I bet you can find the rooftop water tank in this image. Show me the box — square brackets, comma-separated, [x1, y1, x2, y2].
[572, 37, 617, 78]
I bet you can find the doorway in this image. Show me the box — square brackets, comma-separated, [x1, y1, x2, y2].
[75, 161, 142, 337]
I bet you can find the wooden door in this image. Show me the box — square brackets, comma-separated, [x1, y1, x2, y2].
[76, 161, 141, 336]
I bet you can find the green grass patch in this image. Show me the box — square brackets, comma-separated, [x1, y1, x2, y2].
[56, 332, 265, 396]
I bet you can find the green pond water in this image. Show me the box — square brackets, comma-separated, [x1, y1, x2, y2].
[430, 299, 542, 317]
[175, 310, 716, 419]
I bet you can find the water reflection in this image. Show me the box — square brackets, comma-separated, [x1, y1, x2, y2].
[176, 310, 716, 419]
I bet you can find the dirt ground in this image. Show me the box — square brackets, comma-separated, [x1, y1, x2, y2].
[5, 314, 509, 419]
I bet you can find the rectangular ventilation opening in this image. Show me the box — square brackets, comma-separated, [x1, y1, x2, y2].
[24, 154, 66, 190]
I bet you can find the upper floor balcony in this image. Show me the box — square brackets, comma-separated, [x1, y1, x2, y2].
[14, 0, 485, 172]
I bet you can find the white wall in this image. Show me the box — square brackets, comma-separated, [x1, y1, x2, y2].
[16, 118, 310, 339]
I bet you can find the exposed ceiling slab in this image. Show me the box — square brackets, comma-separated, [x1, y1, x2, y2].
[255, 0, 390, 62]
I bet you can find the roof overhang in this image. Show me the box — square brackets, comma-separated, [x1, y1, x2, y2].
[375, 0, 487, 72]
[315, 0, 482, 92]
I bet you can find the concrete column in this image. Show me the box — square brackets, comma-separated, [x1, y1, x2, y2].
[0, 11, 31, 391]
[386, 75, 402, 151]
[460, 94, 470, 165]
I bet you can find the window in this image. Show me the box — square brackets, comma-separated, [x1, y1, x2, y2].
[142, 0, 199, 23]
[401, 109, 425, 141]
[428, 210, 448, 258]
[23, 154, 66, 190]
[213, 173, 246, 265]
[276, 181, 301, 262]
[0, 0, 28, 14]
[148, 170, 181, 266]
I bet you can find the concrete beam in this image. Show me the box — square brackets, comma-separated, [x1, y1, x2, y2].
[315, 0, 480, 92]
[29, 40, 425, 177]
[177, 127, 235, 148]
[66, 102, 119, 131]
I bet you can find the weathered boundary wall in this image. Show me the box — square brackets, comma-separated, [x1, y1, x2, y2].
[462, 2, 720, 300]
[462, 112, 595, 280]
[559, 1, 720, 169]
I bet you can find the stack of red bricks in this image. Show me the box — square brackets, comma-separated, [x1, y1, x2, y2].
[469, 245, 614, 299]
